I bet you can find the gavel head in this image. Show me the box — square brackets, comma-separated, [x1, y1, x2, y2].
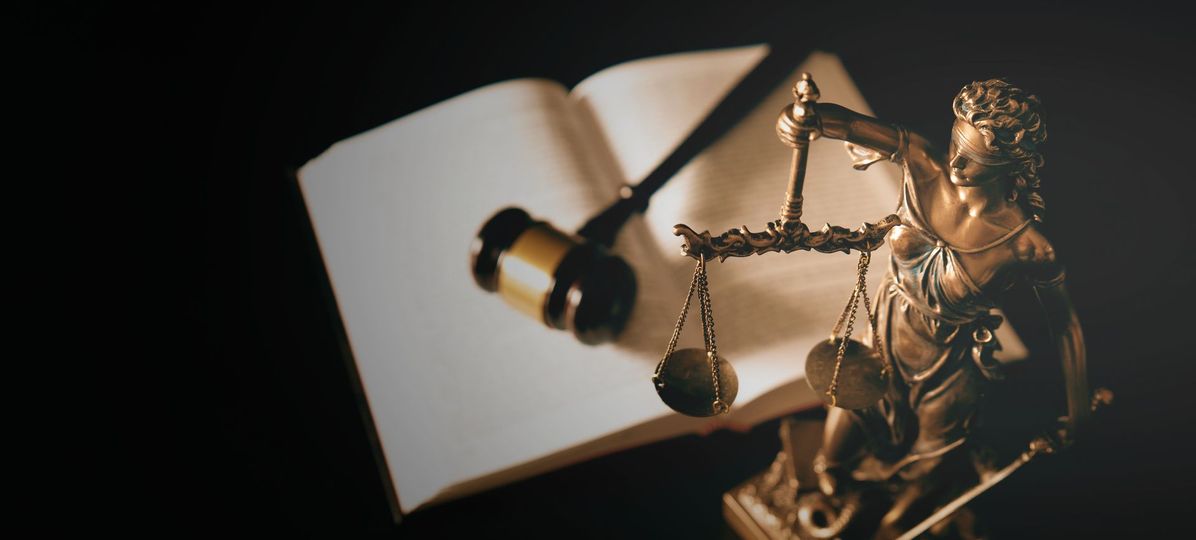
[470, 207, 637, 344]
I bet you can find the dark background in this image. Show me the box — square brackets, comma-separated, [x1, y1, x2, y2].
[78, 1, 1196, 536]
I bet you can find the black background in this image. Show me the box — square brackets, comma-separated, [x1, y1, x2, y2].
[75, 1, 1196, 536]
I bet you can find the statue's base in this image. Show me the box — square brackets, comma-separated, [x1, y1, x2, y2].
[722, 415, 981, 540]
[722, 416, 824, 540]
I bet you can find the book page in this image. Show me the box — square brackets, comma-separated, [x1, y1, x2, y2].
[570, 45, 770, 193]
[299, 79, 678, 513]
[571, 49, 1026, 416]
[568, 45, 772, 373]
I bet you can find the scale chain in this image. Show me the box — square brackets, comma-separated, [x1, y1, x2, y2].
[826, 251, 874, 407]
[857, 253, 891, 376]
[696, 258, 725, 412]
[656, 257, 703, 378]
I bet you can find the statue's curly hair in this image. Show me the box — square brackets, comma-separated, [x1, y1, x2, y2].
[952, 79, 1048, 222]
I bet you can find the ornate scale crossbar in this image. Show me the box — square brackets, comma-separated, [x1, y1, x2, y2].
[653, 74, 900, 416]
[674, 73, 899, 262]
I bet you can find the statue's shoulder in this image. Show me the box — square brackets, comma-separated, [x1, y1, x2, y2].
[899, 129, 944, 185]
[1010, 225, 1055, 264]
[1008, 223, 1067, 286]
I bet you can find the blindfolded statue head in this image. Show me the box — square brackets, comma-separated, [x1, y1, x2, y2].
[950, 79, 1048, 222]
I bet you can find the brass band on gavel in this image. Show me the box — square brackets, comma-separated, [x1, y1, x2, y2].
[472, 207, 637, 344]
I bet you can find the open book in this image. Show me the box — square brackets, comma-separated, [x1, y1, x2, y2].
[297, 45, 1028, 517]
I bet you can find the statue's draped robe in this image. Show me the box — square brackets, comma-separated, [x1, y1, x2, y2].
[850, 141, 1032, 478]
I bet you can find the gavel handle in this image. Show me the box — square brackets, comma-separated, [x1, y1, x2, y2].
[576, 40, 811, 248]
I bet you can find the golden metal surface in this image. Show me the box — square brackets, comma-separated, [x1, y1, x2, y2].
[496, 223, 575, 322]
[654, 348, 739, 417]
[776, 73, 822, 224]
[805, 338, 886, 410]
[674, 216, 899, 261]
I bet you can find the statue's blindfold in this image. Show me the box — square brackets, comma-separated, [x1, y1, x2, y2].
[952, 124, 1012, 166]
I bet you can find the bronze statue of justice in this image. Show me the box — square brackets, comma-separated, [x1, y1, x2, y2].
[656, 74, 1111, 539]
[471, 59, 1110, 537]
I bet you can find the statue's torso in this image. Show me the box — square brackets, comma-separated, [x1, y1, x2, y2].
[877, 158, 1030, 383]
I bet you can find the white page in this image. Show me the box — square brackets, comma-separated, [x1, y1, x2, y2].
[299, 80, 679, 512]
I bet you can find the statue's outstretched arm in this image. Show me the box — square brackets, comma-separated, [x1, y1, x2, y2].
[813, 103, 939, 179]
[816, 103, 902, 156]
